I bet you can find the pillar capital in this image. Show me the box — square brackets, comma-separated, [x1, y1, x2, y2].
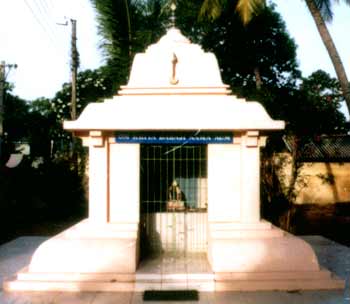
[89, 130, 105, 147]
[244, 131, 259, 147]
[242, 131, 267, 148]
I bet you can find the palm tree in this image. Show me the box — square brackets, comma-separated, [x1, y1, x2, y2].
[90, 0, 171, 92]
[304, 0, 350, 114]
[200, 0, 265, 24]
[200, 0, 350, 113]
[90, 0, 137, 85]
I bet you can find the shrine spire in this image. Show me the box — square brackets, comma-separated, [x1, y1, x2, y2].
[170, 0, 176, 28]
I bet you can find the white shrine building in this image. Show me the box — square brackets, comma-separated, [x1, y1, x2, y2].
[4, 28, 344, 292]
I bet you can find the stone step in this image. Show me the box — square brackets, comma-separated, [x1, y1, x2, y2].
[135, 273, 214, 282]
[209, 229, 284, 239]
[62, 230, 139, 239]
[215, 278, 345, 291]
[214, 269, 332, 281]
[209, 221, 273, 231]
[16, 268, 135, 282]
[17, 270, 332, 284]
[4, 280, 136, 292]
[59, 220, 139, 239]
[4, 276, 344, 292]
[134, 281, 215, 291]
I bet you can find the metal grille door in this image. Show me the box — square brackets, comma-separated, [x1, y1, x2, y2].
[140, 145, 208, 257]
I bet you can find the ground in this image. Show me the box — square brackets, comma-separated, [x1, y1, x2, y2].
[0, 235, 349, 303]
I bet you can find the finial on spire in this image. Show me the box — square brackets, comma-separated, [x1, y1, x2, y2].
[170, 0, 176, 28]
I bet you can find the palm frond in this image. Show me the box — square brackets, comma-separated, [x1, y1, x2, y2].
[199, 0, 226, 21]
[236, 0, 265, 25]
[317, 0, 350, 22]
[314, 0, 333, 21]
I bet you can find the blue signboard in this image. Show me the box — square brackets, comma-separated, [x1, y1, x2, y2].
[115, 131, 233, 144]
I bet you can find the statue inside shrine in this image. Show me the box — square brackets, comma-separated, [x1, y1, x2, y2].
[167, 180, 185, 211]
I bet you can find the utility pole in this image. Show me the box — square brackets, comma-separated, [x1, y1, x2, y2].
[0, 61, 17, 161]
[70, 19, 78, 120]
[56, 18, 79, 168]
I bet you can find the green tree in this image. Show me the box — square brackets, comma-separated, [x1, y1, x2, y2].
[200, 0, 350, 114]
[51, 67, 114, 122]
[49, 67, 114, 158]
[200, 3, 300, 95]
[27, 98, 55, 159]
[90, 0, 169, 87]
[91, 0, 301, 94]
[258, 70, 347, 136]
[3, 93, 29, 144]
[2, 92, 56, 160]
[289, 70, 346, 135]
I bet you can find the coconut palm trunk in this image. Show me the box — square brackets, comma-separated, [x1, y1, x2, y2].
[305, 0, 350, 113]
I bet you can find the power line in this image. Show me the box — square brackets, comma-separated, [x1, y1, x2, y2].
[32, 0, 57, 36]
[38, 0, 74, 62]
[45, 0, 55, 12]
[23, 0, 68, 64]
[37, 0, 50, 16]
[23, 0, 57, 49]
[30, 0, 65, 51]
[36, 0, 65, 44]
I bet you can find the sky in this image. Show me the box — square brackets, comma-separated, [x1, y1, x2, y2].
[275, 0, 349, 81]
[0, 0, 103, 100]
[0, 0, 349, 107]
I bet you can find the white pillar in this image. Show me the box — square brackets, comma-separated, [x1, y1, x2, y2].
[109, 143, 140, 224]
[241, 131, 260, 223]
[208, 142, 241, 222]
[88, 131, 108, 223]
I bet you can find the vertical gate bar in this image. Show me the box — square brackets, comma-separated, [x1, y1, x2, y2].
[159, 146, 162, 256]
[206, 145, 208, 250]
[202, 145, 204, 251]
[173, 146, 176, 255]
[155, 146, 157, 251]
[205, 145, 207, 251]
[149, 146, 152, 246]
[192, 146, 194, 252]
[185, 147, 188, 252]
[198, 146, 200, 251]
[165, 146, 168, 253]
[146, 146, 149, 237]
[200, 146, 203, 251]
[198, 146, 201, 251]
[190, 146, 193, 251]
[198, 145, 200, 251]
[183, 146, 187, 257]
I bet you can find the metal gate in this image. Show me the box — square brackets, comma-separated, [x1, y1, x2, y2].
[140, 145, 208, 257]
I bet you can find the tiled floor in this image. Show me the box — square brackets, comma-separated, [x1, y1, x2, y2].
[1, 236, 350, 303]
[136, 253, 214, 291]
[137, 252, 212, 274]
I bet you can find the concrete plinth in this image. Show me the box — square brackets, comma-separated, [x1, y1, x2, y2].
[207, 221, 344, 290]
[4, 234, 344, 292]
[4, 219, 139, 291]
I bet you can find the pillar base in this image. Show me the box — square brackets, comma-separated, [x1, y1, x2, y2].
[208, 220, 344, 291]
[4, 220, 345, 292]
[4, 219, 139, 292]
